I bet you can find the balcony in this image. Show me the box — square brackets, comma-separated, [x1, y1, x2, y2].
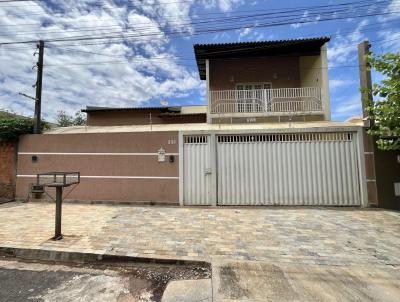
[209, 87, 323, 116]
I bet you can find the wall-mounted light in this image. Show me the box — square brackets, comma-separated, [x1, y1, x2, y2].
[273, 73, 278, 79]
[32, 155, 38, 162]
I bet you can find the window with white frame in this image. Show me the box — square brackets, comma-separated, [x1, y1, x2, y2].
[236, 82, 272, 90]
[235, 83, 272, 112]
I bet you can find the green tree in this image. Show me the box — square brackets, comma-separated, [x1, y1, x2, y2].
[56, 110, 86, 127]
[73, 111, 86, 126]
[56, 110, 74, 127]
[366, 52, 400, 150]
[0, 111, 48, 141]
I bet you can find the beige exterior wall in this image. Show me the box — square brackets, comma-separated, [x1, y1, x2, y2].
[299, 55, 322, 88]
[16, 132, 179, 203]
[320, 44, 331, 120]
[211, 114, 324, 124]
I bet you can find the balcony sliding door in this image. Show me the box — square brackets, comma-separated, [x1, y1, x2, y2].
[236, 83, 271, 113]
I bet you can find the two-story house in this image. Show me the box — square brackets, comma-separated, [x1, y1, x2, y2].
[194, 37, 330, 124]
[15, 37, 368, 208]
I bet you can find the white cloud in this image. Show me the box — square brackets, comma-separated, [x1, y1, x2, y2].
[131, 0, 195, 33]
[237, 27, 252, 40]
[376, 29, 400, 52]
[329, 79, 356, 90]
[379, 0, 400, 22]
[331, 93, 362, 120]
[290, 10, 321, 29]
[328, 19, 369, 67]
[201, 0, 243, 13]
[0, 0, 204, 122]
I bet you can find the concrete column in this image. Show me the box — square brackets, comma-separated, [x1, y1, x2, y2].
[206, 59, 211, 124]
[321, 43, 331, 121]
[358, 40, 378, 206]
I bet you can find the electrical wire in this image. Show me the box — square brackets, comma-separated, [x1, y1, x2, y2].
[0, 0, 397, 45]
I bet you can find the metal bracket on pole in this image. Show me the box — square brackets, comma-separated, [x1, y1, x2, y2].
[18, 92, 38, 102]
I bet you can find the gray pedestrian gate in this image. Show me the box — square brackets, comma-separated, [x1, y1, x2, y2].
[183, 135, 213, 205]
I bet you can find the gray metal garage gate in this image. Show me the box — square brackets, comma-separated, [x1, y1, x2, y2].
[182, 131, 362, 206]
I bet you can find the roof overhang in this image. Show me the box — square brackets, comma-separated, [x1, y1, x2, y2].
[81, 105, 207, 115]
[82, 106, 182, 113]
[194, 37, 330, 80]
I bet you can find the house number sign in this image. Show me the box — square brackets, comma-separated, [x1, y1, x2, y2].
[158, 148, 166, 162]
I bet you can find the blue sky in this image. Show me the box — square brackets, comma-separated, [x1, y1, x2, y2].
[0, 0, 399, 122]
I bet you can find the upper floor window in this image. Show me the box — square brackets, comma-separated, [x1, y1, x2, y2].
[236, 82, 272, 91]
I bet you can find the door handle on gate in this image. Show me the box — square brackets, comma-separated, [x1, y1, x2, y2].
[204, 168, 212, 175]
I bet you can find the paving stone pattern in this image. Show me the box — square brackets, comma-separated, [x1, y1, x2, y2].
[0, 202, 399, 266]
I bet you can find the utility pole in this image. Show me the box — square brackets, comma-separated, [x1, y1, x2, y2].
[358, 40, 373, 126]
[33, 40, 44, 134]
[358, 40, 378, 206]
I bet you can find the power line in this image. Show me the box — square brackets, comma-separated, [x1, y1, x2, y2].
[1, 6, 398, 46]
[1, 1, 394, 39]
[43, 20, 399, 58]
[0, 0, 390, 15]
[0, 0, 389, 29]
[0, 1, 392, 34]
[41, 35, 400, 69]
[0, 0, 391, 34]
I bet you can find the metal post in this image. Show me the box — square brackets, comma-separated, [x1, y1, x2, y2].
[34, 40, 44, 134]
[54, 186, 63, 240]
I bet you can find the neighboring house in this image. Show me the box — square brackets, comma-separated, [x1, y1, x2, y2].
[82, 105, 207, 126]
[347, 116, 400, 211]
[15, 37, 371, 207]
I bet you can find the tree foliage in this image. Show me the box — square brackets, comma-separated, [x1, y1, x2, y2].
[366, 52, 400, 150]
[0, 111, 47, 141]
[56, 110, 86, 127]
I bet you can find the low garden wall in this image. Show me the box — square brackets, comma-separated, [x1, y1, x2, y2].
[0, 141, 17, 201]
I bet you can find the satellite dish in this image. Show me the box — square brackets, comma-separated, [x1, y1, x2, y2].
[160, 99, 168, 106]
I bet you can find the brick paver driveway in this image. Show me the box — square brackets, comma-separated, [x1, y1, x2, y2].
[0, 202, 399, 266]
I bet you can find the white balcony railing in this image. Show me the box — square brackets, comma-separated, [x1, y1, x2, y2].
[210, 87, 323, 115]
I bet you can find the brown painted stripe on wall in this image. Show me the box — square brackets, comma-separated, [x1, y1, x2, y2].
[16, 178, 178, 202]
[18, 132, 179, 153]
[17, 155, 178, 177]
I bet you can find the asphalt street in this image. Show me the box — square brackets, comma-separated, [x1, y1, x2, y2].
[0, 258, 210, 302]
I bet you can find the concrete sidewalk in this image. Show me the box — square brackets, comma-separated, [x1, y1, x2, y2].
[1, 202, 400, 301]
[212, 258, 400, 302]
[0, 202, 400, 266]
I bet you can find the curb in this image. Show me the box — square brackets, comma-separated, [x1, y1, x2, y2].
[14, 198, 179, 207]
[0, 247, 210, 268]
[0, 198, 14, 205]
